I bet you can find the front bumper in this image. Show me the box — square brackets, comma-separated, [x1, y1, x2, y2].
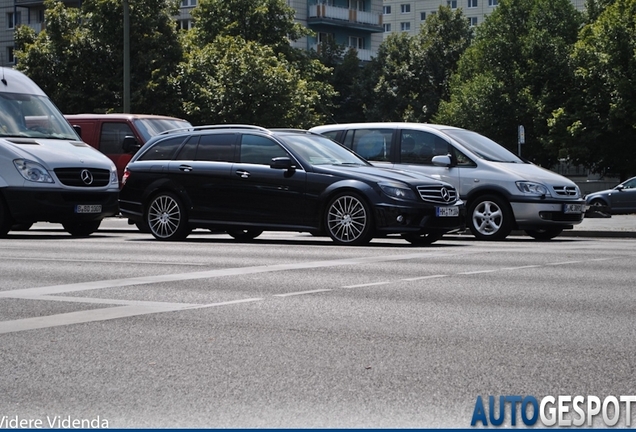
[511, 199, 585, 230]
[3, 187, 119, 224]
[374, 202, 466, 235]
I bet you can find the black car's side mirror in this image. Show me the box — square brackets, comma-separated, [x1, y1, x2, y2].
[270, 157, 296, 170]
[122, 136, 141, 154]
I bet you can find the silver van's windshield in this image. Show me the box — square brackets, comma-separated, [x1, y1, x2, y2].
[0, 93, 78, 140]
[133, 118, 193, 142]
[441, 128, 524, 163]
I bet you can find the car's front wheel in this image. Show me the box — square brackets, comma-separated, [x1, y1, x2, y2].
[525, 228, 563, 240]
[401, 232, 443, 245]
[325, 192, 373, 245]
[468, 195, 513, 241]
[146, 192, 190, 241]
[227, 229, 263, 241]
[63, 220, 102, 237]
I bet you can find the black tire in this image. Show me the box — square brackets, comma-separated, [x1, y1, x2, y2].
[134, 220, 151, 233]
[226, 229, 263, 241]
[525, 228, 563, 241]
[325, 192, 374, 245]
[63, 220, 102, 237]
[468, 194, 513, 241]
[11, 223, 33, 231]
[402, 232, 443, 245]
[145, 192, 190, 241]
[0, 198, 12, 238]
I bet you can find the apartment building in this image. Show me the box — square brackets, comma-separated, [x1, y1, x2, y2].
[0, 0, 384, 66]
[382, 0, 587, 36]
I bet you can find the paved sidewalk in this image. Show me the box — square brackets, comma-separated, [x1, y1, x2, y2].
[563, 213, 636, 238]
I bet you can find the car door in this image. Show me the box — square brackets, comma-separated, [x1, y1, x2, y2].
[167, 133, 236, 223]
[611, 177, 636, 213]
[230, 133, 308, 226]
[339, 128, 395, 168]
[99, 121, 139, 181]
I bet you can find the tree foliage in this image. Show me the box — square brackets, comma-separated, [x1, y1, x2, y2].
[15, 0, 183, 115]
[435, 0, 582, 167]
[548, 0, 636, 179]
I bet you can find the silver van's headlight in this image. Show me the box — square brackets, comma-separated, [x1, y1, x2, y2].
[516, 181, 549, 196]
[13, 159, 54, 183]
[111, 167, 118, 185]
[379, 183, 417, 200]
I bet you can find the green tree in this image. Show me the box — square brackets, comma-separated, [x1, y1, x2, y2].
[365, 6, 472, 122]
[435, 0, 581, 167]
[14, 0, 183, 115]
[548, 0, 636, 179]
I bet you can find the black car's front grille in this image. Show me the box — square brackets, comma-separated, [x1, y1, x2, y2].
[416, 185, 458, 204]
[54, 168, 111, 187]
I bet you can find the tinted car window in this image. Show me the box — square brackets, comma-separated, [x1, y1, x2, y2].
[343, 129, 392, 161]
[400, 129, 475, 167]
[197, 133, 235, 162]
[239, 134, 288, 165]
[100, 122, 135, 154]
[138, 136, 186, 161]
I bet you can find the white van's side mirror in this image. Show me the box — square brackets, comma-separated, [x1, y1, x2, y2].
[432, 155, 452, 167]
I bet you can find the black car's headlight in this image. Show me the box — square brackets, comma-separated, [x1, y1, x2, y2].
[379, 183, 418, 201]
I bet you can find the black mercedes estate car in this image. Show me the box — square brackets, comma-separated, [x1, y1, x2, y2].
[119, 125, 465, 245]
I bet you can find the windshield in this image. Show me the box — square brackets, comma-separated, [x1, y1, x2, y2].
[0, 93, 78, 140]
[133, 118, 193, 142]
[440, 128, 524, 163]
[278, 134, 370, 166]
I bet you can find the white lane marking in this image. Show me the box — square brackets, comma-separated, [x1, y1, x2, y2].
[401, 274, 448, 281]
[545, 261, 584, 266]
[342, 281, 391, 288]
[500, 265, 542, 270]
[273, 289, 332, 297]
[0, 250, 469, 298]
[0, 256, 211, 266]
[458, 270, 498, 275]
[23, 295, 202, 308]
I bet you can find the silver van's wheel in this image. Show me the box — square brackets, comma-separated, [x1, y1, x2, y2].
[325, 192, 373, 245]
[146, 192, 190, 241]
[468, 195, 512, 241]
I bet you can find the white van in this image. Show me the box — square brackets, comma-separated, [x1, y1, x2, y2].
[0, 68, 119, 237]
[310, 122, 585, 240]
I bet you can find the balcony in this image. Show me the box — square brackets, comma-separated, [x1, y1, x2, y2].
[311, 44, 374, 62]
[308, 3, 383, 33]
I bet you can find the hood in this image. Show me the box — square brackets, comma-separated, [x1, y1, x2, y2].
[0, 137, 115, 169]
[488, 161, 577, 186]
[314, 163, 451, 187]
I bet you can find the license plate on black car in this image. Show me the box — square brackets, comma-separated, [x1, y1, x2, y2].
[436, 206, 459, 217]
[563, 203, 583, 214]
[75, 205, 102, 214]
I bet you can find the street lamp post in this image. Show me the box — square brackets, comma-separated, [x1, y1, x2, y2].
[123, 0, 130, 113]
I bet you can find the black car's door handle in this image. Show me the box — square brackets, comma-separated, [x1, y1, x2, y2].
[236, 170, 250, 178]
[179, 164, 193, 172]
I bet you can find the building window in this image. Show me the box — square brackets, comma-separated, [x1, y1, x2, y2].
[420, 12, 426, 20]
[178, 19, 193, 30]
[468, 16, 478, 26]
[488, 0, 498, 5]
[348, 36, 364, 50]
[400, 4, 410, 13]
[180, 0, 196, 7]
[7, 47, 14, 64]
[448, 0, 457, 8]
[400, 22, 410, 31]
[383, 23, 391, 32]
[348, 0, 364, 11]
[383, 5, 391, 14]
[7, 12, 21, 29]
[468, 0, 477, 7]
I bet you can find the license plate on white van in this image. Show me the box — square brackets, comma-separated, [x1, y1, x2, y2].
[563, 203, 584, 214]
[75, 205, 102, 214]
[436, 206, 459, 217]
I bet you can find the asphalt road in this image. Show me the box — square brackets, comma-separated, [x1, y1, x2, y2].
[1, 223, 635, 428]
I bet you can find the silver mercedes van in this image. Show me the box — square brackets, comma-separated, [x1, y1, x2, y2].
[0, 68, 119, 237]
[310, 122, 585, 241]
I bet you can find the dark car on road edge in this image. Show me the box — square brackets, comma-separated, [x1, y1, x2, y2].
[119, 125, 465, 245]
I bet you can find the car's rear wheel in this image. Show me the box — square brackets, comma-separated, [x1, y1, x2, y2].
[63, 220, 102, 237]
[146, 192, 190, 241]
[0, 198, 13, 237]
[468, 195, 513, 241]
[227, 229, 263, 241]
[524, 228, 563, 240]
[402, 232, 443, 245]
[325, 192, 373, 245]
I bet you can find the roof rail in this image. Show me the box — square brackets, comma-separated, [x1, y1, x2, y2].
[157, 124, 269, 136]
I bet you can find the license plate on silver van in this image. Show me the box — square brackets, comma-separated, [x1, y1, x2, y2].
[563, 203, 583, 214]
[75, 205, 102, 214]
[436, 206, 459, 217]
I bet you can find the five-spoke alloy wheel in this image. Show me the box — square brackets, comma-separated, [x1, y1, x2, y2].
[468, 195, 512, 241]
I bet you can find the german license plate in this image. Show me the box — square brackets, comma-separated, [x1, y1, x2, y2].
[436, 206, 459, 217]
[563, 203, 583, 214]
[75, 205, 102, 214]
